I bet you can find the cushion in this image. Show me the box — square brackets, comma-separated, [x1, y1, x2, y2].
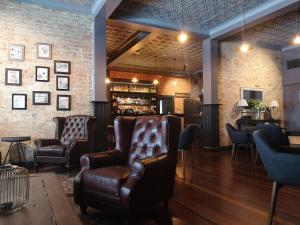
[82, 166, 130, 197]
[37, 145, 66, 157]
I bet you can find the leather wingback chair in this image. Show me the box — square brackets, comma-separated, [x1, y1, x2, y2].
[35, 115, 96, 173]
[74, 115, 180, 218]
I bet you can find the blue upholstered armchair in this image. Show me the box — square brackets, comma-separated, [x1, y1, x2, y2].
[225, 123, 252, 160]
[253, 130, 300, 225]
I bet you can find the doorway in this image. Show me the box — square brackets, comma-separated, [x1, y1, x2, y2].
[157, 95, 174, 114]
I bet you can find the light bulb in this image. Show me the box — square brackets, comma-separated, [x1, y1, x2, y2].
[240, 43, 250, 53]
[178, 31, 188, 43]
[293, 35, 300, 44]
[153, 79, 159, 85]
[132, 78, 138, 83]
[105, 78, 110, 84]
[173, 81, 177, 86]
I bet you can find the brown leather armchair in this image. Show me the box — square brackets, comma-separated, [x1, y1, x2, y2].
[35, 115, 96, 173]
[74, 115, 180, 218]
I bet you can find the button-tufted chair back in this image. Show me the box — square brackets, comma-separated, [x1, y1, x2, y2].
[128, 116, 167, 165]
[60, 115, 90, 145]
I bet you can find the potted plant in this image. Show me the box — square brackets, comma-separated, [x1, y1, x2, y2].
[247, 99, 265, 119]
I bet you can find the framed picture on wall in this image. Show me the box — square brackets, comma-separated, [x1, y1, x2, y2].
[56, 76, 69, 91]
[37, 43, 52, 60]
[54, 61, 71, 74]
[241, 88, 264, 101]
[57, 95, 71, 111]
[32, 91, 51, 105]
[12, 94, 27, 110]
[36, 66, 50, 82]
[5, 68, 22, 86]
[8, 44, 25, 61]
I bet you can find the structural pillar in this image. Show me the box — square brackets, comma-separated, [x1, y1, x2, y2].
[202, 39, 220, 148]
[92, 7, 109, 151]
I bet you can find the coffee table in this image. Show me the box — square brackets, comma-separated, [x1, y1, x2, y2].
[0, 173, 82, 225]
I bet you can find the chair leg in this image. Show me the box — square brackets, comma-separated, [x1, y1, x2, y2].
[181, 150, 185, 178]
[250, 144, 254, 162]
[80, 204, 87, 214]
[255, 151, 259, 166]
[231, 144, 236, 160]
[35, 163, 39, 173]
[66, 164, 72, 177]
[268, 182, 281, 225]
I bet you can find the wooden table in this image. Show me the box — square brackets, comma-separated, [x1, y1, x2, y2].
[0, 173, 82, 225]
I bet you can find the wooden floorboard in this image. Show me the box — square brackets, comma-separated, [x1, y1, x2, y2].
[173, 149, 300, 225]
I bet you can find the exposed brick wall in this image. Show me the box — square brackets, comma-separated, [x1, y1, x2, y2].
[0, 0, 93, 160]
[109, 70, 192, 113]
[218, 42, 284, 146]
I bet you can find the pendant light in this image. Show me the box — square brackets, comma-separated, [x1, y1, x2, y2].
[293, 4, 300, 45]
[132, 53, 138, 83]
[152, 56, 159, 85]
[178, 0, 188, 43]
[239, 0, 250, 53]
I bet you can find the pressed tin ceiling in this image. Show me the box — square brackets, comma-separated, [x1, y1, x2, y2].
[106, 22, 203, 74]
[50, 0, 95, 7]
[111, 0, 273, 31]
[226, 8, 300, 50]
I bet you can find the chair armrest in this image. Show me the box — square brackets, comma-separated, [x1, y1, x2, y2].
[35, 139, 59, 147]
[80, 150, 124, 169]
[120, 155, 168, 209]
[65, 139, 92, 165]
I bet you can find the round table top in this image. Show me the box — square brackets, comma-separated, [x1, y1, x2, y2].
[1, 136, 31, 142]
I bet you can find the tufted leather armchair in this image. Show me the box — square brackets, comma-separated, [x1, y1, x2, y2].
[35, 115, 96, 173]
[73, 115, 180, 218]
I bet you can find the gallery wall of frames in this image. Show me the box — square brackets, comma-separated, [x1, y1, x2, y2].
[5, 43, 72, 111]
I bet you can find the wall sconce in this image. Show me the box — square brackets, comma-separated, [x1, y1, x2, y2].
[132, 78, 138, 83]
[153, 79, 159, 85]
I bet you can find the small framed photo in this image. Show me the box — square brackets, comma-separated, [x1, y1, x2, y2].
[54, 61, 71, 74]
[5, 68, 22, 86]
[56, 76, 70, 91]
[37, 43, 52, 60]
[33, 91, 51, 105]
[12, 94, 27, 110]
[36, 66, 50, 82]
[57, 95, 71, 111]
[8, 44, 25, 61]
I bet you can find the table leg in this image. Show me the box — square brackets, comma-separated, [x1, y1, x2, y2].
[2, 142, 13, 165]
[18, 141, 28, 168]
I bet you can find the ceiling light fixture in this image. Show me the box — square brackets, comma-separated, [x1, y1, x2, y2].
[178, 0, 188, 44]
[105, 78, 111, 84]
[132, 77, 138, 83]
[240, 0, 250, 53]
[293, 5, 300, 45]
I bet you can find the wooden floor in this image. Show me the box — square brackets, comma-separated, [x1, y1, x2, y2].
[171, 149, 300, 225]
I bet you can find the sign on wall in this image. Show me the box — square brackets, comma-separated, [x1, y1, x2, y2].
[175, 93, 190, 98]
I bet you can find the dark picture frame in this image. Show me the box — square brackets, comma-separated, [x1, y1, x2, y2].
[5, 68, 22, 86]
[57, 95, 71, 111]
[54, 60, 71, 74]
[36, 66, 50, 82]
[32, 91, 51, 105]
[12, 94, 27, 110]
[36, 43, 52, 60]
[56, 76, 70, 91]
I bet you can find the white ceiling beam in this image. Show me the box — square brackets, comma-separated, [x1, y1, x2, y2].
[210, 0, 299, 40]
[92, 0, 122, 18]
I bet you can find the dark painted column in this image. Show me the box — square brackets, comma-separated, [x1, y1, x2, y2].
[92, 9, 108, 151]
[202, 39, 220, 148]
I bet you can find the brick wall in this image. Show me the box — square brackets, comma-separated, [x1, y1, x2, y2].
[109, 70, 192, 113]
[0, 0, 93, 160]
[218, 42, 284, 146]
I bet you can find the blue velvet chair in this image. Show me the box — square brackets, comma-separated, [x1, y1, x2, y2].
[254, 123, 290, 164]
[253, 130, 300, 225]
[225, 123, 253, 160]
[178, 124, 199, 177]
